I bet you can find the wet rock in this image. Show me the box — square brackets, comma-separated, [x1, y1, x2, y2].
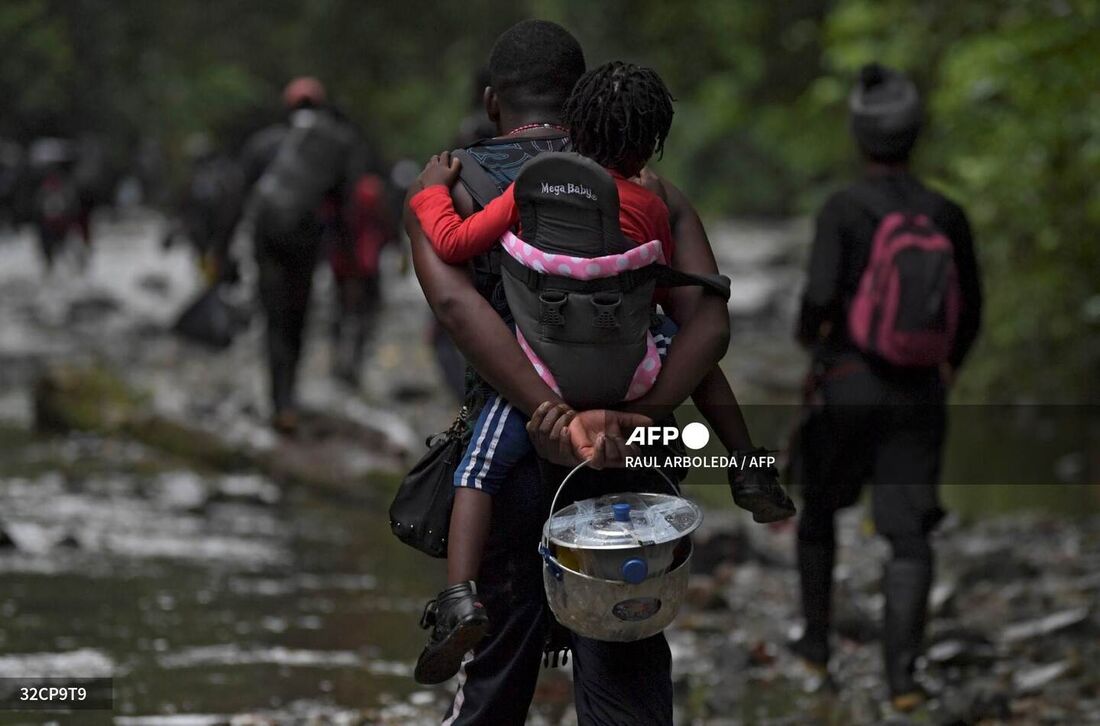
[158, 645, 361, 669]
[937, 677, 1012, 725]
[748, 640, 778, 666]
[34, 364, 143, 433]
[1013, 660, 1074, 694]
[956, 547, 1040, 586]
[711, 219, 806, 268]
[925, 628, 998, 667]
[0, 522, 73, 554]
[57, 533, 80, 548]
[31, 364, 407, 492]
[66, 293, 121, 324]
[209, 474, 281, 507]
[149, 471, 209, 510]
[726, 274, 782, 319]
[713, 639, 752, 673]
[0, 648, 114, 677]
[834, 603, 881, 644]
[119, 714, 232, 725]
[137, 272, 172, 297]
[137, 416, 251, 470]
[1001, 607, 1090, 644]
[391, 382, 435, 402]
[929, 580, 957, 617]
[691, 526, 753, 573]
[685, 574, 728, 610]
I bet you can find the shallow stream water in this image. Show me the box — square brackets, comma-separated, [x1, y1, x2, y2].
[0, 214, 1094, 725]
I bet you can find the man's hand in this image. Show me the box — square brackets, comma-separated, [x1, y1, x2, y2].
[569, 409, 653, 469]
[415, 151, 461, 192]
[526, 404, 654, 468]
[526, 402, 578, 466]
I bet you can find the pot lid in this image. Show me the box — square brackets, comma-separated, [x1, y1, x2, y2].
[547, 492, 702, 549]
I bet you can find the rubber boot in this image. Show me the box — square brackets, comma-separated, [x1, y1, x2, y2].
[882, 558, 933, 711]
[789, 539, 834, 669]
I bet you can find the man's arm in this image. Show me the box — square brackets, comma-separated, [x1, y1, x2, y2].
[405, 182, 562, 417]
[623, 176, 731, 420]
[944, 203, 982, 371]
[796, 194, 844, 348]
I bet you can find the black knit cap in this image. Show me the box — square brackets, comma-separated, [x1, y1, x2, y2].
[848, 63, 922, 162]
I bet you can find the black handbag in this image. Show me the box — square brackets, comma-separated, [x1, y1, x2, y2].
[388, 408, 471, 558]
[172, 281, 249, 349]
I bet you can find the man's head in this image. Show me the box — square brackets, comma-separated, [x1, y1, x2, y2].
[848, 63, 922, 164]
[485, 20, 586, 129]
[283, 76, 327, 111]
[564, 61, 675, 178]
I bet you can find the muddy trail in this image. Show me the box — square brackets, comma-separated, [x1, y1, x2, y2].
[0, 213, 1096, 725]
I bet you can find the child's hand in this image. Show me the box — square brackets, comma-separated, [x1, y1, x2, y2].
[417, 151, 462, 190]
[569, 409, 652, 469]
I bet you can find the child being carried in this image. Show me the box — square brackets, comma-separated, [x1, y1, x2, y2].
[408, 61, 795, 685]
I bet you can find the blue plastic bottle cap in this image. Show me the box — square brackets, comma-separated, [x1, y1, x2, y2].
[621, 558, 648, 584]
[612, 502, 632, 523]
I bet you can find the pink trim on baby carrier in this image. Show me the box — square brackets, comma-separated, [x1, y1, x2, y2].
[516, 327, 662, 401]
[501, 231, 666, 278]
[501, 231, 666, 401]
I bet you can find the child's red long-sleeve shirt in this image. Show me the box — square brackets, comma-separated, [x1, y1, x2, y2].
[410, 172, 674, 265]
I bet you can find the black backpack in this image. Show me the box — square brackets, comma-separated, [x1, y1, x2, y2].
[251, 108, 355, 236]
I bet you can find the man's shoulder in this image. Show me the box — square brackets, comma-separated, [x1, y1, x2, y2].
[920, 182, 966, 220]
[817, 184, 860, 218]
[409, 146, 479, 219]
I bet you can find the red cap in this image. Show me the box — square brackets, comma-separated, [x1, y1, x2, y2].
[283, 76, 327, 109]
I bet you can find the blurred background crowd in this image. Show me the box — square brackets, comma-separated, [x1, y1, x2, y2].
[0, 2, 1096, 724]
[0, 0, 1095, 398]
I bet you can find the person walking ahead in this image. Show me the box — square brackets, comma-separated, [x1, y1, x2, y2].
[238, 77, 357, 432]
[792, 63, 982, 711]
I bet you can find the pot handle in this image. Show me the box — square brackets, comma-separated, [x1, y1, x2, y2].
[542, 459, 680, 549]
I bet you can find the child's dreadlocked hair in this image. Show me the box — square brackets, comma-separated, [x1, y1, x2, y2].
[563, 61, 675, 175]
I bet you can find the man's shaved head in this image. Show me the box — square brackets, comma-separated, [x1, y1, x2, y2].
[488, 20, 586, 116]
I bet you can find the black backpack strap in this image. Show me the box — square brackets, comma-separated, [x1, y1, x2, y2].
[452, 149, 504, 210]
[649, 265, 731, 301]
[453, 148, 508, 276]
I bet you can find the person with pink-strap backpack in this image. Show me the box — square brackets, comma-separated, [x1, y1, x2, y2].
[793, 63, 983, 711]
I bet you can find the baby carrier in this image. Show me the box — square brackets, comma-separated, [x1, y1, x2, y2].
[500, 152, 731, 409]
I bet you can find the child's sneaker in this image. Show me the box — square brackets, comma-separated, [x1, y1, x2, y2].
[728, 448, 796, 523]
[414, 581, 490, 684]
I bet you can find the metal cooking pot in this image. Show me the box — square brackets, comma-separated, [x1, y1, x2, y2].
[539, 462, 702, 642]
